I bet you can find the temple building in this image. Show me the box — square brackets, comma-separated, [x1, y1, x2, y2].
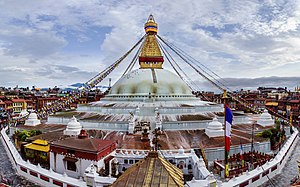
[50, 129, 116, 178]
[24, 139, 50, 163]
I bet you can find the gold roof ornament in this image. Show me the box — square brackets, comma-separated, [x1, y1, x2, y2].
[144, 14, 158, 34]
[110, 151, 184, 187]
[139, 15, 164, 69]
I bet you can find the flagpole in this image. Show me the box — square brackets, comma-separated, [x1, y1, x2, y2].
[223, 89, 229, 178]
[251, 120, 254, 170]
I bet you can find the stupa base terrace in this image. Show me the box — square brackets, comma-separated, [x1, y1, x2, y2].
[44, 120, 272, 159]
[48, 102, 253, 132]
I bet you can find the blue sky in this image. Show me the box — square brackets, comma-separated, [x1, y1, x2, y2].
[0, 0, 300, 90]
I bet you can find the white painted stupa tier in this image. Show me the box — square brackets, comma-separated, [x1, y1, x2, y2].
[106, 69, 194, 100]
[25, 112, 41, 126]
[92, 68, 221, 106]
[64, 116, 82, 136]
[74, 68, 224, 127]
[205, 117, 224, 138]
[257, 109, 274, 127]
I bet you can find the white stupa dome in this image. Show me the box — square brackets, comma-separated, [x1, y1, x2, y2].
[64, 116, 82, 136]
[205, 117, 224, 138]
[25, 112, 40, 126]
[28, 112, 38, 119]
[19, 109, 29, 118]
[257, 110, 274, 127]
[108, 69, 194, 99]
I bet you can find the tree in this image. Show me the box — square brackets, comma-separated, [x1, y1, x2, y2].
[14, 129, 42, 142]
[261, 130, 272, 139]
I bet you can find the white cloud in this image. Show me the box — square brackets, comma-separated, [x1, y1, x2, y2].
[0, 0, 300, 89]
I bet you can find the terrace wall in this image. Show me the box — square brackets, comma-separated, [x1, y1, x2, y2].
[0, 126, 87, 187]
[223, 127, 298, 187]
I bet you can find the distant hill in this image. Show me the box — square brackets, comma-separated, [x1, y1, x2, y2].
[70, 83, 85, 88]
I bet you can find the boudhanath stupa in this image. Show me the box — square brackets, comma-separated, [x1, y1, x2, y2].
[51, 15, 224, 130]
[49, 15, 263, 150]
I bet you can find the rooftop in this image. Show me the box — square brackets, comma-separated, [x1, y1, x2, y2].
[51, 137, 115, 153]
[24, 139, 50, 152]
[27, 130, 67, 143]
[17, 123, 66, 133]
[111, 151, 184, 187]
[11, 99, 25, 102]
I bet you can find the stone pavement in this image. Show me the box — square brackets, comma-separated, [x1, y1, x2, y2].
[0, 139, 39, 187]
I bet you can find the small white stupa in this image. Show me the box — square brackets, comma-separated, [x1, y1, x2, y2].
[18, 109, 29, 118]
[64, 116, 82, 136]
[24, 112, 41, 126]
[205, 117, 224, 138]
[257, 110, 274, 127]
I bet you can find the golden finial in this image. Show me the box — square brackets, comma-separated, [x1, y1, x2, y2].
[144, 14, 158, 34]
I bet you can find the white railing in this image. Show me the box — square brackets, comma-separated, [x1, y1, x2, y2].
[162, 120, 210, 130]
[223, 127, 299, 187]
[205, 141, 271, 162]
[0, 126, 86, 187]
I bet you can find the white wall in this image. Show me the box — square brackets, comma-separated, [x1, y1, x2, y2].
[223, 127, 299, 187]
[205, 141, 271, 162]
[50, 152, 101, 179]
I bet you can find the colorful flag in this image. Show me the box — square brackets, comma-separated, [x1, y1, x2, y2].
[225, 106, 233, 178]
[225, 106, 233, 151]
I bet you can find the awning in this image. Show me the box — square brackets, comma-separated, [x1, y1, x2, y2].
[24, 143, 50, 152]
[63, 157, 78, 162]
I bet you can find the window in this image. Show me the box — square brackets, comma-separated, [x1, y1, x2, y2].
[67, 161, 76, 171]
[129, 160, 134, 164]
[178, 161, 185, 169]
[124, 159, 128, 164]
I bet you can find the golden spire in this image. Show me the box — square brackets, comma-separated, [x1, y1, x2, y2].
[139, 15, 164, 69]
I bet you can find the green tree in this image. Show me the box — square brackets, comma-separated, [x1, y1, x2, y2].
[261, 130, 272, 139]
